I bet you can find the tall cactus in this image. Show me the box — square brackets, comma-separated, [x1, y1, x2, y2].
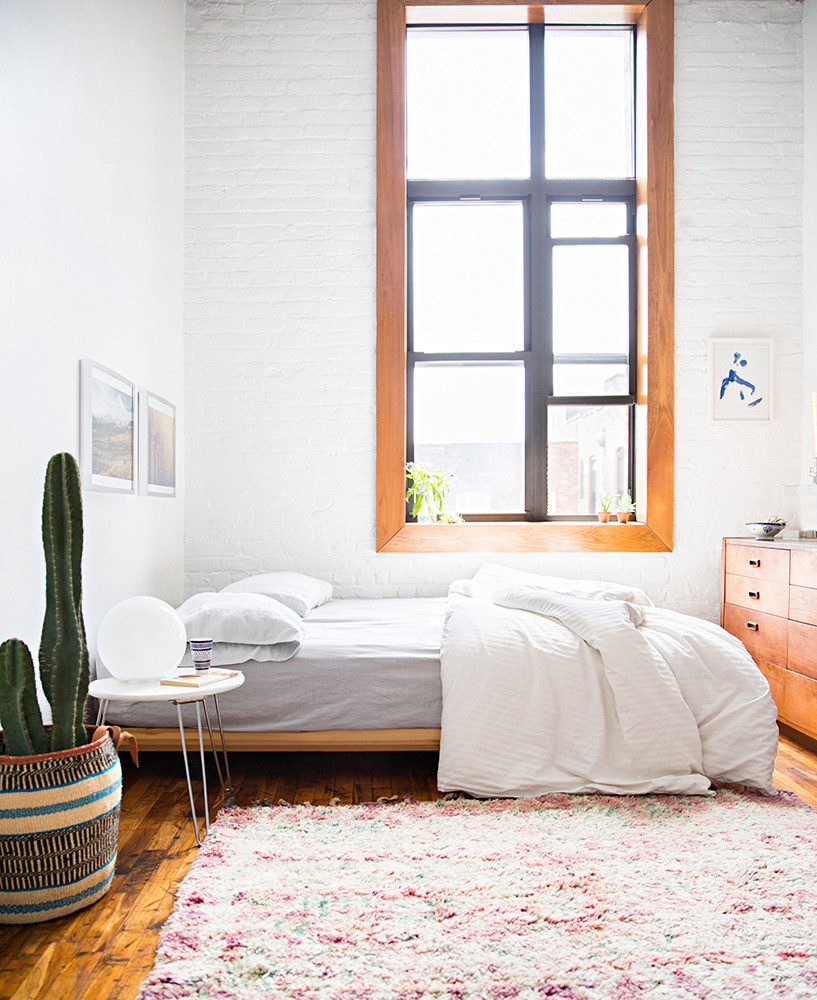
[0, 640, 47, 756]
[38, 453, 89, 752]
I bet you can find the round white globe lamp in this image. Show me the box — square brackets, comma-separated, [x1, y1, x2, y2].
[97, 596, 187, 683]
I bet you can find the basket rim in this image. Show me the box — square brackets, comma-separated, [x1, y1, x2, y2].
[0, 726, 112, 766]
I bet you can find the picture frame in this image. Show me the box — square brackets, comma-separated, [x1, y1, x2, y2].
[138, 390, 176, 497]
[79, 360, 136, 492]
[709, 338, 773, 421]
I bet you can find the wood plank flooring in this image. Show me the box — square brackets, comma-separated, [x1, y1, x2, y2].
[1, 730, 816, 1000]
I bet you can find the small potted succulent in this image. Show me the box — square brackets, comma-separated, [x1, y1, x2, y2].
[597, 490, 617, 523]
[437, 512, 466, 524]
[616, 494, 637, 523]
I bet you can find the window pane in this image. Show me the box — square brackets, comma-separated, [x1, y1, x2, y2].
[413, 364, 525, 513]
[544, 28, 634, 179]
[551, 202, 628, 238]
[407, 28, 530, 180]
[552, 245, 630, 355]
[552, 364, 629, 396]
[412, 202, 524, 353]
[547, 404, 630, 515]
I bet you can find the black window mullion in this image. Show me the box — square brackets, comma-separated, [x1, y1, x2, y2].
[406, 199, 416, 354]
[406, 197, 415, 521]
[405, 196, 415, 520]
[408, 352, 530, 364]
[405, 360, 416, 521]
[550, 235, 634, 247]
[544, 179, 636, 198]
[628, 202, 638, 508]
[528, 22, 548, 521]
[407, 180, 534, 199]
[553, 353, 629, 365]
[548, 395, 633, 407]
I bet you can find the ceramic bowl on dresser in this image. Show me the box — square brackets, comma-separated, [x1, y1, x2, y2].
[744, 521, 787, 540]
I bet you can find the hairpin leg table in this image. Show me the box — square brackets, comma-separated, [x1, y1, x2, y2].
[88, 672, 245, 846]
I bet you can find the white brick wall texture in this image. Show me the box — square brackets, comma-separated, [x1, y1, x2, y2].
[184, 0, 804, 619]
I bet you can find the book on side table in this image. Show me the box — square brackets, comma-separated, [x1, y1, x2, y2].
[160, 669, 241, 688]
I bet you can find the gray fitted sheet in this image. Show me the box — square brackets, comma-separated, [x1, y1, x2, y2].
[99, 598, 446, 732]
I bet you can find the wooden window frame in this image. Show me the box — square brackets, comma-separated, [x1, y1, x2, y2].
[377, 0, 674, 554]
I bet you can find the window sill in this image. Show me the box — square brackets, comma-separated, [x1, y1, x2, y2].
[377, 521, 671, 554]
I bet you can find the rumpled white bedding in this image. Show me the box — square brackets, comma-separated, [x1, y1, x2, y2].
[438, 568, 778, 798]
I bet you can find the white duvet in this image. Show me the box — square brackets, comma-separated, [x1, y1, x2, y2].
[438, 566, 778, 797]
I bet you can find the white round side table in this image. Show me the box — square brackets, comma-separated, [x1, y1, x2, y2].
[88, 672, 245, 846]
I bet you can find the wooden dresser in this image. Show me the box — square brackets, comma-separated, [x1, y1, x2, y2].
[721, 537, 817, 741]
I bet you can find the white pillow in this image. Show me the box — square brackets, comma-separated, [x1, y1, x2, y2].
[220, 572, 333, 618]
[176, 592, 304, 646]
[454, 563, 654, 607]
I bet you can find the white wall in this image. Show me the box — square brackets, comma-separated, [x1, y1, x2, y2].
[184, 0, 804, 620]
[674, 0, 803, 608]
[802, 0, 817, 525]
[0, 0, 186, 669]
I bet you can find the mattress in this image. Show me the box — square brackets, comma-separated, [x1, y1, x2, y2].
[97, 598, 446, 732]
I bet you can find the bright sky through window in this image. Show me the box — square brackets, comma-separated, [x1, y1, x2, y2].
[552, 245, 630, 355]
[545, 29, 634, 179]
[412, 202, 525, 353]
[414, 365, 525, 443]
[407, 28, 530, 180]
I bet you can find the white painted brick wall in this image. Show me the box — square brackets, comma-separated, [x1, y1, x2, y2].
[802, 0, 817, 526]
[184, 0, 804, 619]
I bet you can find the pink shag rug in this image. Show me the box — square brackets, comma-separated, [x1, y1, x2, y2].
[137, 792, 817, 999]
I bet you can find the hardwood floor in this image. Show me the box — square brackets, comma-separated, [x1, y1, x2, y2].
[1, 732, 816, 1000]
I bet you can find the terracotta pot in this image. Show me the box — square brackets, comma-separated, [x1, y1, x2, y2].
[597, 511, 612, 523]
[616, 511, 632, 523]
[0, 726, 122, 924]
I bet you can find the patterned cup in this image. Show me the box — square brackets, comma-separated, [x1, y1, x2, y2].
[189, 637, 213, 672]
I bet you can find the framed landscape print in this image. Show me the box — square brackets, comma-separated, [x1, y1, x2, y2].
[139, 390, 176, 497]
[80, 360, 136, 492]
[709, 339, 773, 421]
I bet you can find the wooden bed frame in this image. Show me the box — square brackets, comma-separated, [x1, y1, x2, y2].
[128, 727, 442, 752]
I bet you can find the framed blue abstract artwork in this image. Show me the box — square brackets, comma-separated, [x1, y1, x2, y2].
[709, 338, 772, 421]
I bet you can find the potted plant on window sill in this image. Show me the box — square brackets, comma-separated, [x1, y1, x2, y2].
[405, 462, 464, 524]
[597, 491, 617, 523]
[0, 454, 135, 924]
[616, 494, 637, 523]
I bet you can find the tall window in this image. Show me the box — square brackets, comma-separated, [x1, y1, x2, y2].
[407, 24, 636, 520]
[376, 0, 674, 554]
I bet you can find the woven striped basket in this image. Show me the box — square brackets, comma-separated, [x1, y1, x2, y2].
[0, 727, 122, 924]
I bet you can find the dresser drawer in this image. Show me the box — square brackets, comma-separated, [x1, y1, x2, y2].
[754, 659, 784, 717]
[722, 604, 788, 665]
[724, 543, 789, 583]
[723, 574, 788, 617]
[758, 661, 817, 742]
[791, 549, 817, 589]
[788, 586, 817, 627]
[787, 620, 817, 682]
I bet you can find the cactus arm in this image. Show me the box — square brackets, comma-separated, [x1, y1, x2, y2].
[39, 453, 89, 751]
[0, 639, 47, 757]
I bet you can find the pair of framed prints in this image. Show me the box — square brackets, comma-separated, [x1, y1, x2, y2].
[79, 359, 176, 497]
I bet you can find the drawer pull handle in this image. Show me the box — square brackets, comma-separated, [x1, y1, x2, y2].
[747, 621, 759, 631]
[748, 559, 761, 568]
[748, 591, 760, 599]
